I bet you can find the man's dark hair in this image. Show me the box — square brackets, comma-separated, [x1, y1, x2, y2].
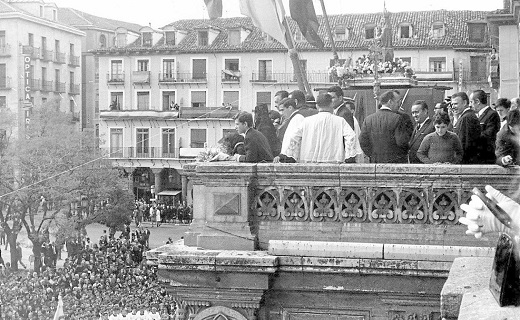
[327, 85, 343, 98]
[433, 112, 451, 125]
[472, 89, 487, 105]
[316, 93, 332, 107]
[495, 98, 511, 110]
[290, 90, 306, 105]
[234, 111, 253, 127]
[507, 109, 520, 127]
[452, 92, 469, 104]
[412, 100, 428, 111]
[281, 98, 299, 110]
[275, 90, 289, 99]
[380, 90, 397, 105]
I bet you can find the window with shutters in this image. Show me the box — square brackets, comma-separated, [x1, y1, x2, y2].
[191, 91, 206, 108]
[136, 91, 150, 110]
[198, 31, 208, 46]
[162, 59, 175, 80]
[429, 57, 446, 72]
[223, 91, 239, 109]
[294, 29, 304, 42]
[165, 31, 175, 46]
[162, 128, 175, 156]
[399, 24, 412, 39]
[136, 128, 149, 156]
[110, 91, 123, 110]
[137, 59, 149, 71]
[365, 25, 376, 39]
[110, 128, 123, 157]
[142, 32, 152, 46]
[111, 60, 123, 80]
[256, 91, 271, 109]
[258, 60, 272, 81]
[228, 30, 240, 45]
[334, 25, 348, 41]
[192, 59, 206, 79]
[190, 129, 206, 148]
[431, 22, 445, 39]
[468, 23, 486, 42]
[162, 91, 176, 110]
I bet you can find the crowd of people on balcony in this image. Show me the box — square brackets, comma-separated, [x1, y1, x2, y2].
[0, 230, 176, 320]
[212, 86, 520, 167]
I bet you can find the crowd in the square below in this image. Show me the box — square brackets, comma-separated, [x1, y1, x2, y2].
[0, 229, 176, 320]
[215, 87, 520, 168]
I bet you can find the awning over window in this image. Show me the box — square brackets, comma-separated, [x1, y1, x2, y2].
[157, 190, 182, 196]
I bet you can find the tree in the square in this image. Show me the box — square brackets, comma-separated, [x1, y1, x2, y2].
[0, 101, 134, 272]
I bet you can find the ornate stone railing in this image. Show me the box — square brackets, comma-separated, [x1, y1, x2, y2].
[184, 163, 519, 250]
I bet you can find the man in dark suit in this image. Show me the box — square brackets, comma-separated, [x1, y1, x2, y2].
[409, 100, 435, 163]
[359, 90, 414, 163]
[234, 111, 273, 163]
[328, 85, 355, 130]
[470, 89, 500, 164]
[452, 92, 481, 164]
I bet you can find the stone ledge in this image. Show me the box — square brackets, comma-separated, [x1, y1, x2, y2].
[440, 257, 494, 320]
[268, 240, 383, 259]
[384, 244, 495, 261]
[458, 288, 520, 320]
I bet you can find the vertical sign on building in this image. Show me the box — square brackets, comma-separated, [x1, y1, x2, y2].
[23, 56, 32, 106]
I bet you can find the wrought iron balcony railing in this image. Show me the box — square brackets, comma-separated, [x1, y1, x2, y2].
[69, 83, 80, 95]
[41, 80, 53, 92]
[22, 46, 40, 59]
[132, 71, 150, 84]
[42, 49, 54, 61]
[69, 55, 80, 67]
[55, 52, 66, 64]
[55, 82, 66, 93]
[107, 73, 125, 84]
[105, 147, 178, 159]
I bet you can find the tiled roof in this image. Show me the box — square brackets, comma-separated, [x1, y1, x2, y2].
[94, 10, 492, 54]
[0, 1, 17, 13]
[58, 8, 142, 33]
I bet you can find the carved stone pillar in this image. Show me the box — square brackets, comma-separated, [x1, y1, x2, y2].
[182, 163, 257, 250]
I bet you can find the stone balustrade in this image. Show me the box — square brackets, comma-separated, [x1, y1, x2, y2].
[184, 163, 519, 250]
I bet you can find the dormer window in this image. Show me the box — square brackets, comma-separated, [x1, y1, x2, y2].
[99, 35, 106, 48]
[399, 23, 412, 39]
[431, 22, 445, 39]
[262, 32, 273, 42]
[198, 30, 208, 46]
[116, 33, 126, 47]
[468, 23, 486, 42]
[335, 25, 348, 41]
[228, 29, 240, 46]
[165, 31, 175, 46]
[365, 25, 376, 39]
[142, 32, 152, 46]
[294, 29, 304, 42]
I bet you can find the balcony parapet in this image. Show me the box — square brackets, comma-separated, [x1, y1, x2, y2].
[99, 109, 179, 120]
[183, 163, 518, 250]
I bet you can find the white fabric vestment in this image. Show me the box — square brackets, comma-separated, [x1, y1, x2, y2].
[280, 113, 305, 159]
[285, 112, 362, 163]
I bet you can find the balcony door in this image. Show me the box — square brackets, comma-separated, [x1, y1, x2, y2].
[136, 128, 149, 157]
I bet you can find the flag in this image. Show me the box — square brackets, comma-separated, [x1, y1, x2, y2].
[289, 0, 324, 48]
[53, 295, 64, 320]
[239, 0, 289, 49]
[204, 0, 222, 20]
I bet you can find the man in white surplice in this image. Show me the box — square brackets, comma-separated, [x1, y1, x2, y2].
[284, 92, 362, 163]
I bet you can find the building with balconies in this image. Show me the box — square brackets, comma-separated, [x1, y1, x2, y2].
[57, 7, 142, 134]
[0, 0, 84, 137]
[93, 9, 493, 202]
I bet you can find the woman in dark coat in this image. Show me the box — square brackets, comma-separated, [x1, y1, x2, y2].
[254, 104, 281, 156]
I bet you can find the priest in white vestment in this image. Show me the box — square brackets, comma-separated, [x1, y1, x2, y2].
[284, 93, 362, 163]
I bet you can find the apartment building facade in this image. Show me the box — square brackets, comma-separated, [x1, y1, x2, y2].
[95, 10, 493, 201]
[0, 0, 84, 139]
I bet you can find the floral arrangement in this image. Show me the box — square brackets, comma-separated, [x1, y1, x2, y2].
[328, 55, 415, 83]
[196, 147, 221, 162]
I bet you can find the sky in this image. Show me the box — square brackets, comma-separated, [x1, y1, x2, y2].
[50, 0, 505, 29]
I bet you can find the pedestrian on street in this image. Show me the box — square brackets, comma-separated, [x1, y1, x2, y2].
[0, 224, 5, 246]
[15, 242, 27, 269]
[155, 207, 161, 227]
